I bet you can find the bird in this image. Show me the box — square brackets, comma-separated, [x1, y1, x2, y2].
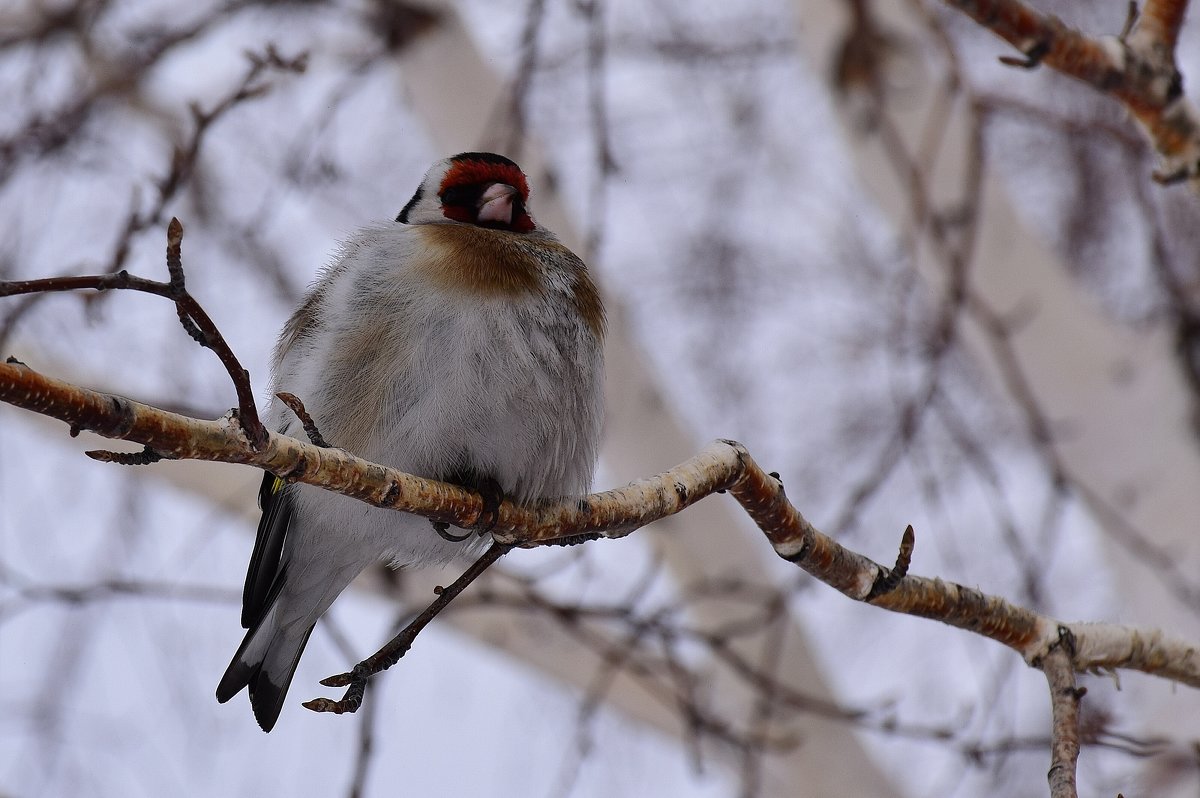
[216, 152, 606, 732]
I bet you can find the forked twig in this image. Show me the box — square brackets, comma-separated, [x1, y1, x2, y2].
[302, 542, 513, 715]
[0, 219, 267, 448]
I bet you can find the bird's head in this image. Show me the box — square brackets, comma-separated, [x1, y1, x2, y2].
[397, 152, 536, 233]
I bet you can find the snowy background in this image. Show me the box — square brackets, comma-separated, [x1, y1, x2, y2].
[2, 0, 1200, 796]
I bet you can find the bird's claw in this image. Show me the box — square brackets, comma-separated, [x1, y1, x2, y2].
[431, 520, 473, 543]
[473, 476, 505, 534]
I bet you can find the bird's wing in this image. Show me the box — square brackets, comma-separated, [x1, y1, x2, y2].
[240, 471, 294, 629]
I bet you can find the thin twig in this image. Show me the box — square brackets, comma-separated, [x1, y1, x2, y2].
[0, 220, 267, 447]
[0, 44, 308, 349]
[1042, 633, 1084, 798]
[865, 524, 915, 600]
[277, 391, 331, 448]
[303, 542, 513, 715]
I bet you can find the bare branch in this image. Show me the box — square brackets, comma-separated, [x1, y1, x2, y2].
[1, 357, 1197, 701]
[277, 391, 332, 448]
[942, 0, 1200, 188]
[1129, 0, 1190, 56]
[1043, 633, 1084, 798]
[0, 43, 308, 350]
[0, 220, 267, 447]
[304, 542, 513, 715]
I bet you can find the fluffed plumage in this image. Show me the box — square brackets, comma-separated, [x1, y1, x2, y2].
[216, 153, 605, 731]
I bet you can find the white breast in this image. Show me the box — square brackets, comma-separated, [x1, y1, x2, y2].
[268, 221, 603, 567]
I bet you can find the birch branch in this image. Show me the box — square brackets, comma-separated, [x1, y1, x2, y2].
[943, 0, 1200, 187]
[1043, 640, 1084, 798]
[0, 357, 1196, 697]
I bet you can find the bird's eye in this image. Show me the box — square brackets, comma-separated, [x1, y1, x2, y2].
[440, 184, 480, 210]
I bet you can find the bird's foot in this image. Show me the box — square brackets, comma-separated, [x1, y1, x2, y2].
[430, 473, 505, 542]
[473, 476, 504, 534]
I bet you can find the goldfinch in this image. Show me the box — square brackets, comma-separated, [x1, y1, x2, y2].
[216, 152, 606, 731]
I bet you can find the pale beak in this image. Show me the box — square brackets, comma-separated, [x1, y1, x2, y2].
[477, 183, 518, 225]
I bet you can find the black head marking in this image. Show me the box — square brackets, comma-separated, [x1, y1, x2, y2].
[450, 152, 521, 169]
[396, 184, 423, 223]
